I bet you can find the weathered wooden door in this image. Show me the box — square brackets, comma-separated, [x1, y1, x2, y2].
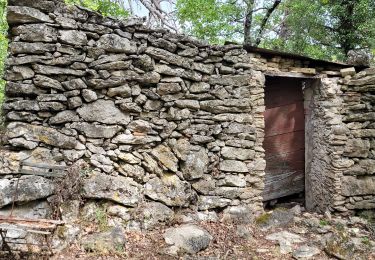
[263, 77, 305, 201]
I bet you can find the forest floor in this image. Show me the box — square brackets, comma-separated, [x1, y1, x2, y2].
[2, 203, 375, 260]
[49, 203, 375, 260]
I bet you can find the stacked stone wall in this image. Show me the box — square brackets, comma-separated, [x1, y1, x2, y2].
[0, 0, 374, 231]
[1, 0, 266, 224]
[334, 68, 375, 212]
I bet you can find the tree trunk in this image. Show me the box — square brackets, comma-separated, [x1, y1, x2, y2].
[244, 0, 255, 45]
[337, 0, 356, 56]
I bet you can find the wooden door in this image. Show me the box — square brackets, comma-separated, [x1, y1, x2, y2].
[262, 77, 305, 201]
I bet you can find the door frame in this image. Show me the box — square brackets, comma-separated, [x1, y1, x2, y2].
[262, 72, 323, 210]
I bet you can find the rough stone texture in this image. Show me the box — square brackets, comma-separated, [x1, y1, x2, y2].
[7, 6, 54, 24]
[140, 202, 174, 230]
[1, 0, 374, 245]
[76, 99, 130, 125]
[81, 226, 126, 254]
[82, 172, 142, 207]
[6, 122, 77, 149]
[0, 176, 54, 207]
[144, 175, 196, 207]
[164, 224, 212, 254]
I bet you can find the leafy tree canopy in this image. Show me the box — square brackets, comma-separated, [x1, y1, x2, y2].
[176, 0, 375, 62]
[270, 0, 375, 61]
[65, 0, 129, 18]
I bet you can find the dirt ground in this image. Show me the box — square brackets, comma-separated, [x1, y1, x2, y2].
[3, 205, 375, 260]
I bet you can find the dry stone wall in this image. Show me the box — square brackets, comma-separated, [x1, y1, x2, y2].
[1, 0, 374, 232]
[304, 68, 375, 214]
[336, 68, 375, 212]
[1, 0, 266, 224]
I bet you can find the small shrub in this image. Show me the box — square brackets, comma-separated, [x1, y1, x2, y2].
[361, 236, 370, 246]
[95, 207, 109, 232]
[255, 213, 271, 225]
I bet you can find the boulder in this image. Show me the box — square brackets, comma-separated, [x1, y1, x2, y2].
[33, 64, 85, 76]
[169, 138, 190, 161]
[144, 175, 196, 207]
[81, 226, 126, 254]
[343, 139, 370, 158]
[62, 78, 87, 90]
[12, 24, 57, 42]
[6, 122, 77, 149]
[8, 0, 57, 13]
[209, 74, 253, 87]
[34, 75, 64, 91]
[192, 62, 214, 74]
[5, 82, 42, 96]
[59, 30, 88, 46]
[0, 176, 54, 207]
[139, 202, 174, 230]
[342, 176, 375, 196]
[112, 133, 161, 145]
[107, 85, 131, 98]
[293, 245, 320, 259]
[94, 61, 132, 71]
[324, 231, 358, 259]
[82, 172, 142, 207]
[97, 34, 137, 53]
[7, 6, 53, 24]
[164, 224, 212, 254]
[127, 120, 152, 134]
[181, 148, 209, 180]
[0, 200, 51, 219]
[266, 231, 304, 254]
[157, 83, 181, 95]
[5, 66, 35, 81]
[77, 99, 130, 125]
[189, 82, 210, 93]
[3, 100, 40, 111]
[49, 110, 79, 124]
[219, 160, 248, 173]
[81, 89, 98, 102]
[89, 54, 128, 67]
[133, 54, 154, 71]
[221, 147, 255, 161]
[70, 122, 122, 138]
[222, 206, 254, 224]
[145, 47, 192, 69]
[68, 96, 83, 109]
[197, 196, 231, 210]
[151, 145, 178, 172]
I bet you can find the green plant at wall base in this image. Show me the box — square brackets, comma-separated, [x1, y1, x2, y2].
[0, 0, 8, 108]
[95, 207, 110, 231]
[362, 236, 370, 246]
[65, 0, 128, 18]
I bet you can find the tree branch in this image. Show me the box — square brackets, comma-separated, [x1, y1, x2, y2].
[254, 0, 282, 46]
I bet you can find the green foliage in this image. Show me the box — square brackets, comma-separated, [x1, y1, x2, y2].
[176, 0, 244, 44]
[95, 207, 109, 231]
[362, 236, 370, 246]
[65, 0, 129, 18]
[255, 212, 271, 225]
[266, 0, 375, 61]
[176, 0, 375, 62]
[0, 0, 7, 107]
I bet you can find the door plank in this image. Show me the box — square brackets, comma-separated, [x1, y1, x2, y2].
[263, 77, 305, 202]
